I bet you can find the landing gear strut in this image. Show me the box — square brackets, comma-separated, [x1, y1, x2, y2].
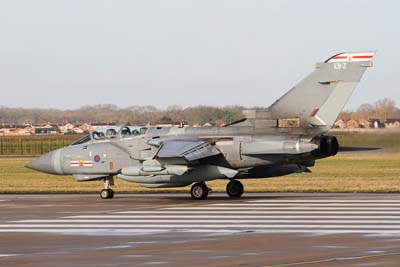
[100, 176, 114, 199]
[191, 182, 209, 200]
[226, 180, 243, 198]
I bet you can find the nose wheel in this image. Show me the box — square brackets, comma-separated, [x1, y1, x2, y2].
[226, 180, 244, 198]
[190, 182, 209, 200]
[100, 176, 115, 199]
[100, 189, 114, 199]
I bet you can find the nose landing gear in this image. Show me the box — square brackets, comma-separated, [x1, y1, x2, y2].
[100, 188, 114, 199]
[190, 182, 209, 200]
[100, 176, 115, 199]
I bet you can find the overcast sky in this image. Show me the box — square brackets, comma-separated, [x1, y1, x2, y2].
[0, 0, 398, 110]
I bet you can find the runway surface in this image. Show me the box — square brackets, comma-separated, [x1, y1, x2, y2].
[1, 193, 400, 266]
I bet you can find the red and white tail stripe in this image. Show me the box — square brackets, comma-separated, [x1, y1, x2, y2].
[327, 52, 374, 63]
[70, 161, 93, 167]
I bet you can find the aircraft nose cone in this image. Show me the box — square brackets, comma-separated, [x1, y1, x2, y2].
[25, 151, 57, 174]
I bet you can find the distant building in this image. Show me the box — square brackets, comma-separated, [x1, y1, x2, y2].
[78, 123, 92, 132]
[91, 122, 116, 130]
[345, 119, 360, 129]
[154, 123, 174, 127]
[58, 123, 75, 133]
[24, 126, 35, 134]
[369, 118, 384, 128]
[358, 119, 370, 128]
[334, 119, 346, 129]
[0, 128, 31, 136]
[385, 118, 400, 128]
[0, 124, 33, 136]
[71, 127, 84, 134]
[35, 127, 59, 135]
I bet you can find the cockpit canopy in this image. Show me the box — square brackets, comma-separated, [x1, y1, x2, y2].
[91, 126, 147, 141]
[70, 126, 147, 146]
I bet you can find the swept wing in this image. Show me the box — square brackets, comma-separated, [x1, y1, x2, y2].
[148, 137, 221, 162]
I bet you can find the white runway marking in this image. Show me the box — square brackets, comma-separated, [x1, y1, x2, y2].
[209, 203, 400, 206]
[66, 215, 400, 219]
[117, 210, 400, 214]
[3, 224, 400, 229]
[164, 207, 400, 210]
[248, 200, 400, 203]
[14, 219, 400, 224]
[4, 229, 400, 235]
[0, 229, 168, 234]
[5, 199, 400, 235]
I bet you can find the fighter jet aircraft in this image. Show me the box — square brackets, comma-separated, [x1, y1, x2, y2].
[26, 52, 375, 200]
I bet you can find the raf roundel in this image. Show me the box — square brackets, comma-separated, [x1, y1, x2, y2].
[94, 155, 101, 163]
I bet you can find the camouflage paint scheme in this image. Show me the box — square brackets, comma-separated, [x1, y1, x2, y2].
[26, 52, 374, 199]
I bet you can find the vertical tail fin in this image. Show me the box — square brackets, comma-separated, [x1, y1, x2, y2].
[268, 52, 374, 131]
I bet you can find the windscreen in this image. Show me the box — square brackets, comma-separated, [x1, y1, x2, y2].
[70, 134, 91, 146]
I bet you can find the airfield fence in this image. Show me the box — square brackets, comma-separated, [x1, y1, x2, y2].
[0, 135, 83, 156]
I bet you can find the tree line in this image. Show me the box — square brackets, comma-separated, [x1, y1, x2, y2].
[0, 104, 245, 125]
[0, 98, 398, 126]
[338, 98, 399, 121]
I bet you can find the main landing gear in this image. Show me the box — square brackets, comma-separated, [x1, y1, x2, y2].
[226, 179, 244, 198]
[190, 180, 244, 200]
[100, 176, 115, 199]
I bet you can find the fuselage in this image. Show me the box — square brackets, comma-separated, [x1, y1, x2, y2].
[29, 125, 325, 182]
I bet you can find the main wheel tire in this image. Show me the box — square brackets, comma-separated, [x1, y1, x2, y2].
[191, 182, 209, 200]
[226, 180, 244, 198]
[100, 189, 113, 199]
[108, 189, 114, 199]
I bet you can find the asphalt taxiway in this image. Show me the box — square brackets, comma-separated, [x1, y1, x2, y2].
[1, 193, 400, 266]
